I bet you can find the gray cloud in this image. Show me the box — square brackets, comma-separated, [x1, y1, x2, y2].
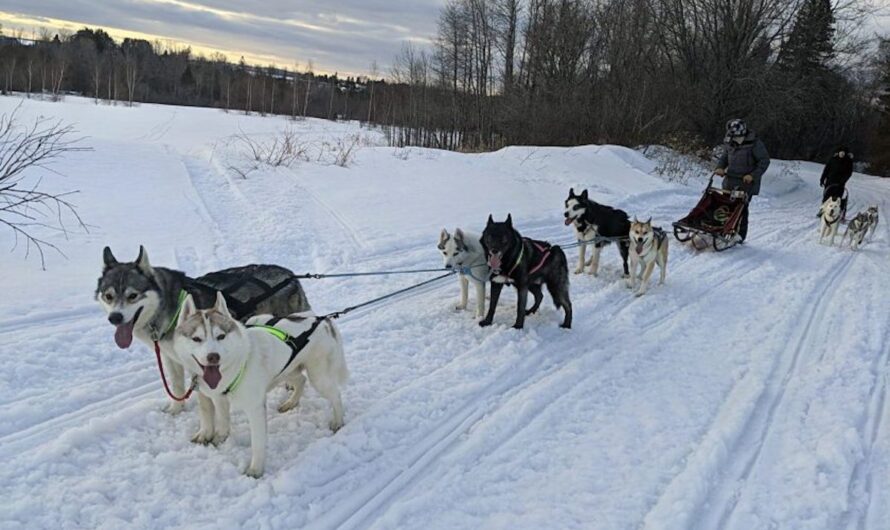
[1, 0, 445, 75]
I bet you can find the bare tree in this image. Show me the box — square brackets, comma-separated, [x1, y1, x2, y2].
[0, 106, 90, 268]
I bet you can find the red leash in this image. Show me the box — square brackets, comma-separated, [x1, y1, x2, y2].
[153, 340, 195, 402]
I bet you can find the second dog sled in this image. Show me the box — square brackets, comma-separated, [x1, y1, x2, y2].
[672, 176, 748, 252]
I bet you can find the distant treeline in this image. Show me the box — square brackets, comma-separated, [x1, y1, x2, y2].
[2, 3, 890, 175]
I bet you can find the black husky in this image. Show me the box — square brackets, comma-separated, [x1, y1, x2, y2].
[479, 214, 572, 329]
[563, 188, 630, 277]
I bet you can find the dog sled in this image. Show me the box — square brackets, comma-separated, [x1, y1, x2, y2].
[672, 176, 748, 252]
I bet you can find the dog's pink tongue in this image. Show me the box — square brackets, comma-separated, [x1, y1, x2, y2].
[203, 365, 222, 389]
[488, 254, 502, 270]
[114, 322, 135, 349]
[564, 218, 573, 226]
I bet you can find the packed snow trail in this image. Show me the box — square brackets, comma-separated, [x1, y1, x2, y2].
[1, 97, 889, 529]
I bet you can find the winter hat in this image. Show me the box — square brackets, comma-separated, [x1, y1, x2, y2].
[725, 119, 747, 138]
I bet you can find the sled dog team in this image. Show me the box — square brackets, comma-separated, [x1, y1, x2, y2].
[96, 185, 874, 477]
[819, 196, 879, 249]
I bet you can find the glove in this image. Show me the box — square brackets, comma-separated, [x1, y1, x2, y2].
[714, 168, 726, 176]
[742, 174, 753, 184]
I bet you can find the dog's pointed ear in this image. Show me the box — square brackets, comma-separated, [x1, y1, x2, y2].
[580, 189, 588, 201]
[454, 228, 465, 246]
[569, 187, 576, 197]
[103, 247, 118, 269]
[505, 214, 513, 228]
[646, 217, 652, 225]
[632, 216, 638, 224]
[487, 214, 494, 227]
[214, 291, 230, 316]
[438, 228, 450, 249]
[136, 245, 153, 275]
[178, 294, 197, 327]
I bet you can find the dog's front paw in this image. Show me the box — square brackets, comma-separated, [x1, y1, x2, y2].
[164, 401, 185, 415]
[512, 322, 524, 330]
[479, 318, 493, 327]
[329, 418, 344, 432]
[211, 430, 229, 446]
[455, 304, 467, 311]
[244, 465, 264, 479]
[191, 429, 214, 445]
[635, 290, 646, 297]
[573, 266, 584, 274]
[278, 399, 299, 413]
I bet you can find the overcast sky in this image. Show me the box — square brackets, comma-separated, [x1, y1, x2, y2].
[0, 0, 446, 77]
[1, 1, 888, 78]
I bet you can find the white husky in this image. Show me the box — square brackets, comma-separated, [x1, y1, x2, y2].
[438, 228, 490, 318]
[819, 196, 843, 246]
[627, 218, 669, 296]
[173, 292, 347, 478]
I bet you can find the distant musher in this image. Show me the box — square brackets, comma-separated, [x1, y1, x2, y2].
[819, 146, 853, 219]
[714, 119, 770, 243]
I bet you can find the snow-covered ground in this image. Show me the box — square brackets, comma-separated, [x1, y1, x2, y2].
[1, 96, 888, 530]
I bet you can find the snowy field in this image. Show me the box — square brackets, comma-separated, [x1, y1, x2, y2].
[1, 96, 889, 530]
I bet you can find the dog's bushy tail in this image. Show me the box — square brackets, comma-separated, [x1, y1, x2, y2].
[324, 319, 349, 385]
[548, 246, 570, 309]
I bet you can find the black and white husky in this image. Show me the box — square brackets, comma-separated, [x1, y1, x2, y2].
[627, 218, 669, 296]
[95, 246, 310, 414]
[173, 293, 347, 478]
[563, 188, 630, 277]
[438, 228, 490, 319]
[480, 214, 572, 329]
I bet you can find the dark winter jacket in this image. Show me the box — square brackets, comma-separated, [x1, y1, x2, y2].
[820, 151, 853, 191]
[717, 131, 770, 196]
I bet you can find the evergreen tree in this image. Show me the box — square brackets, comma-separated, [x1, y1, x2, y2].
[778, 0, 835, 73]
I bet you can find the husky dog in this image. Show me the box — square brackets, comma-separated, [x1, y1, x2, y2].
[438, 228, 490, 319]
[563, 188, 630, 277]
[627, 218, 669, 296]
[96, 246, 310, 415]
[480, 214, 572, 329]
[866, 205, 879, 240]
[818, 196, 843, 246]
[841, 211, 870, 250]
[173, 293, 346, 478]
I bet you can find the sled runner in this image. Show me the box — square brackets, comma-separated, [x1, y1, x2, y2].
[672, 176, 748, 252]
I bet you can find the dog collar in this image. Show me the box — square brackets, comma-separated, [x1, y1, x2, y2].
[159, 290, 189, 339]
[222, 358, 248, 395]
[506, 244, 524, 277]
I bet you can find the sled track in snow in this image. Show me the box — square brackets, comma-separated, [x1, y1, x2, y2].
[305, 228, 796, 529]
[646, 251, 856, 530]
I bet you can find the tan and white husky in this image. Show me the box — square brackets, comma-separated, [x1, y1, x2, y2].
[627, 218, 669, 296]
[173, 292, 347, 478]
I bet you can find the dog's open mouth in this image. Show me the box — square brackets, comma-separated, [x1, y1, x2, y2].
[193, 356, 222, 389]
[635, 241, 645, 254]
[564, 217, 574, 226]
[488, 253, 503, 272]
[113, 307, 143, 349]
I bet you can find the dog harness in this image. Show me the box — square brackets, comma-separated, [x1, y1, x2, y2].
[248, 316, 326, 376]
[492, 238, 553, 283]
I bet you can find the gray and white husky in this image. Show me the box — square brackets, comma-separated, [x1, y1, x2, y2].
[95, 246, 310, 415]
[438, 228, 490, 319]
[841, 212, 870, 250]
[866, 205, 879, 240]
[627, 218, 669, 296]
[173, 293, 347, 478]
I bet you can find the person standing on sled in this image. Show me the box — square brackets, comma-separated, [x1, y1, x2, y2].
[714, 119, 770, 242]
[819, 146, 853, 218]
